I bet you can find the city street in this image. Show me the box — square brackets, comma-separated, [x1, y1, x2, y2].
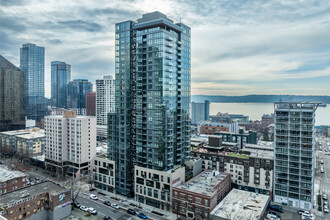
[316, 138, 330, 220]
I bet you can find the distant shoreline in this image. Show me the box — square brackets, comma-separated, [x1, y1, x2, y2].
[192, 95, 330, 104]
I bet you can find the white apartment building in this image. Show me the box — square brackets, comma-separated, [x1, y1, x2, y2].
[135, 166, 185, 211]
[44, 111, 96, 178]
[96, 75, 115, 141]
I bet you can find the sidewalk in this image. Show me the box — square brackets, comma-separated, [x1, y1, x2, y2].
[84, 189, 178, 220]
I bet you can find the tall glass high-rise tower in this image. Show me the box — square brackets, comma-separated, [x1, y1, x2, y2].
[20, 43, 47, 121]
[108, 12, 191, 196]
[274, 102, 319, 210]
[51, 61, 71, 108]
[67, 79, 93, 111]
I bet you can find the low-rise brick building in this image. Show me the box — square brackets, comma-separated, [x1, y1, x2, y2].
[0, 181, 72, 220]
[0, 167, 27, 195]
[172, 170, 231, 220]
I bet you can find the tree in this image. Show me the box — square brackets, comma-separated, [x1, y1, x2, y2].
[262, 129, 270, 141]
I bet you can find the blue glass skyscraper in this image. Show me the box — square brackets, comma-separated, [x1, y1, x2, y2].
[51, 61, 71, 108]
[67, 79, 93, 111]
[108, 12, 191, 197]
[20, 43, 47, 122]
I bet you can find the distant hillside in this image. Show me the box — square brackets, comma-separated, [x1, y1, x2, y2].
[192, 95, 330, 104]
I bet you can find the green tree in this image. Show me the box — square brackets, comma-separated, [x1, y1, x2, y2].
[263, 129, 270, 141]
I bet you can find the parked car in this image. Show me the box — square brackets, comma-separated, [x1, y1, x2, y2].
[324, 201, 328, 206]
[297, 209, 306, 215]
[324, 207, 329, 213]
[80, 205, 88, 212]
[111, 203, 119, 209]
[103, 200, 111, 206]
[90, 194, 98, 200]
[268, 210, 281, 218]
[269, 204, 283, 213]
[87, 207, 97, 215]
[103, 216, 113, 220]
[323, 194, 328, 200]
[320, 160, 324, 164]
[137, 212, 148, 219]
[127, 209, 136, 215]
[73, 202, 81, 208]
[266, 213, 278, 220]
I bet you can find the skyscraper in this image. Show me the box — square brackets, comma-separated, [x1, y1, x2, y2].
[0, 55, 26, 132]
[96, 75, 115, 141]
[20, 43, 47, 122]
[274, 102, 319, 210]
[191, 100, 210, 125]
[67, 79, 93, 111]
[108, 11, 191, 197]
[51, 61, 71, 108]
[86, 92, 96, 116]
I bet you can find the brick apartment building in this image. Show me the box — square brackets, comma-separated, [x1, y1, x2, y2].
[0, 181, 72, 220]
[0, 167, 27, 195]
[172, 170, 231, 220]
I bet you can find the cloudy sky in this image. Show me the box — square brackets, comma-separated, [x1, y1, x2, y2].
[1, 0, 330, 97]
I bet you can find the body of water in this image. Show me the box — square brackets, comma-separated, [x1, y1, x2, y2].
[210, 102, 330, 126]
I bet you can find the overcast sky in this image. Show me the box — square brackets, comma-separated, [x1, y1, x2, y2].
[1, 0, 330, 97]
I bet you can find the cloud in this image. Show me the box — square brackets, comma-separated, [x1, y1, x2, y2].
[1, 0, 330, 97]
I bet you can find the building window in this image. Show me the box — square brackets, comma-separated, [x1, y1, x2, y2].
[196, 197, 201, 204]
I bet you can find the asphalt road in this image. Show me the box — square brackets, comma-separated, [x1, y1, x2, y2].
[75, 195, 132, 220]
[76, 192, 169, 220]
[316, 138, 330, 220]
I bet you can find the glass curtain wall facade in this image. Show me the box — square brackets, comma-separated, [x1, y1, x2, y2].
[20, 43, 47, 121]
[108, 12, 191, 197]
[274, 102, 319, 210]
[51, 61, 71, 108]
[0, 55, 26, 132]
[67, 79, 93, 111]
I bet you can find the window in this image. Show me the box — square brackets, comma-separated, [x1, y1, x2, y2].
[148, 188, 152, 197]
[205, 200, 208, 206]
[196, 197, 201, 204]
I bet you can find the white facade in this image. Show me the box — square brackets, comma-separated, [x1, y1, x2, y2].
[92, 155, 116, 193]
[44, 111, 96, 177]
[134, 165, 185, 211]
[96, 75, 115, 125]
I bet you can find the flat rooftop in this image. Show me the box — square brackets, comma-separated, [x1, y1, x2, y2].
[0, 181, 66, 208]
[173, 170, 229, 196]
[0, 129, 44, 139]
[0, 166, 26, 182]
[210, 189, 270, 220]
[242, 145, 274, 160]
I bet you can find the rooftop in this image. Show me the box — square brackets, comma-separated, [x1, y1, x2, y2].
[0, 166, 26, 182]
[0, 181, 66, 208]
[242, 144, 274, 160]
[173, 170, 229, 196]
[210, 189, 270, 220]
[0, 128, 44, 139]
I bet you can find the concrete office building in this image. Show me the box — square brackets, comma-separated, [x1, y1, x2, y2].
[0, 181, 72, 220]
[109, 11, 191, 197]
[96, 75, 115, 140]
[20, 43, 47, 122]
[0, 55, 26, 132]
[273, 102, 319, 210]
[172, 170, 231, 219]
[44, 111, 96, 177]
[51, 61, 71, 108]
[191, 100, 210, 125]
